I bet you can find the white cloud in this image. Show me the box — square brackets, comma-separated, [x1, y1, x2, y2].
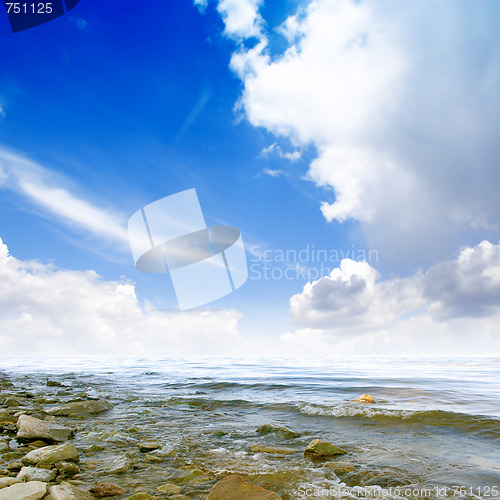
[220, 0, 500, 266]
[0, 148, 129, 247]
[0, 237, 243, 356]
[258, 167, 286, 178]
[259, 143, 301, 162]
[193, 0, 208, 13]
[286, 240, 500, 355]
[217, 0, 264, 39]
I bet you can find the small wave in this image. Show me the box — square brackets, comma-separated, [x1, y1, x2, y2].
[296, 403, 500, 438]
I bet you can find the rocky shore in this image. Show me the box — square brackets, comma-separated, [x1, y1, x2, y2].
[0, 375, 351, 500]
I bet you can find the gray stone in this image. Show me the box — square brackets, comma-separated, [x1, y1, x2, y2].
[46, 483, 95, 500]
[137, 441, 160, 452]
[46, 401, 112, 416]
[23, 442, 79, 465]
[16, 466, 56, 482]
[0, 481, 47, 500]
[17, 415, 72, 442]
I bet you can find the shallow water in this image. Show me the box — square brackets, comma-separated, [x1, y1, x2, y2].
[1, 357, 499, 499]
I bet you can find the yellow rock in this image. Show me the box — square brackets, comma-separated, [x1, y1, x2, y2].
[249, 444, 298, 455]
[352, 394, 375, 403]
[156, 483, 182, 495]
[207, 475, 281, 500]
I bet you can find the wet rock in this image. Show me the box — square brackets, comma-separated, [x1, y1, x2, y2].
[16, 415, 72, 442]
[137, 441, 160, 452]
[46, 482, 95, 500]
[0, 443, 8, 454]
[102, 454, 133, 474]
[0, 411, 15, 423]
[46, 381, 63, 387]
[256, 424, 301, 439]
[16, 466, 56, 482]
[352, 394, 375, 403]
[0, 478, 20, 489]
[23, 442, 79, 465]
[6, 461, 23, 471]
[89, 482, 126, 497]
[304, 439, 346, 458]
[46, 401, 112, 416]
[1, 452, 24, 461]
[325, 461, 357, 474]
[0, 481, 47, 500]
[207, 475, 281, 500]
[55, 461, 80, 476]
[144, 455, 163, 463]
[156, 483, 181, 495]
[3, 398, 21, 408]
[125, 495, 160, 500]
[249, 444, 298, 455]
[169, 496, 191, 500]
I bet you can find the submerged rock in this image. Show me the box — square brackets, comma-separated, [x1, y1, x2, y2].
[89, 482, 126, 497]
[16, 466, 56, 482]
[249, 444, 298, 455]
[46, 400, 112, 416]
[16, 415, 72, 442]
[0, 481, 47, 500]
[125, 495, 160, 500]
[352, 394, 375, 403]
[102, 454, 133, 474]
[23, 442, 79, 465]
[156, 483, 181, 495]
[256, 424, 301, 439]
[55, 461, 80, 476]
[46, 482, 95, 500]
[137, 441, 160, 452]
[304, 439, 346, 458]
[207, 475, 281, 500]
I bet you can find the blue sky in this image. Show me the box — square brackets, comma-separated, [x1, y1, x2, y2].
[1, 0, 500, 356]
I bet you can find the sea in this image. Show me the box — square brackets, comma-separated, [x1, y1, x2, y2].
[1, 357, 499, 499]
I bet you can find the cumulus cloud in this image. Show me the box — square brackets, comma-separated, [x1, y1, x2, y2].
[286, 240, 500, 355]
[0, 237, 243, 356]
[216, 0, 264, 39]
[214, 0, 500, 267]
[0, 148, 129, 247]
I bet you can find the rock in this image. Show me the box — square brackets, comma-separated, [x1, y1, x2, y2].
[0, 481, 47, 500]
[89, 482, 126, 497]
[46, 482, 95, 500]
[125, 495, 160, 500]
[16, 466, 56, 482]
[137, 441, 160, 452]
[169, 496, 191, 500]
[46, 401, 112, 416]
[23, 442, 79, 465]
[46, 381, 63, 387]
[6, 462, 23, 471]
[144, 455, 163, 463]
[249, 444, 298, 455]
[0, 443, 8, 454]
[256, 424, 301, 439]
[0, 478, 20, 489]
[102, 454, 133, 474]
[207, 475, 281, 500]
[16, 415, 72, 442]
[55, 461, 80, 476]
[156, 483, 181, 495]
[352, 394, 375, 403]
[304, 439, 346, 458]
[3, 398, 21, 408]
